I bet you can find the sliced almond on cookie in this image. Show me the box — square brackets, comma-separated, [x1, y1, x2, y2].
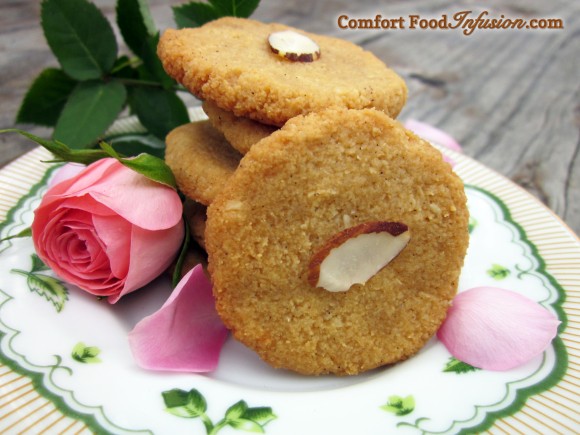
[268, 30, 321, 62]
[308, 222, 410, 292]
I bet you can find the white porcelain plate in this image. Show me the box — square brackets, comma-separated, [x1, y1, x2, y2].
[0, 110, 578, 434]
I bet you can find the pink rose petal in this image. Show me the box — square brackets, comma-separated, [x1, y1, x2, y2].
[49, 163, 86, 187]
[87, 166, 183, 231]
[55, 196, 116, 217]
[437, 287, 561, 371]
[42, 158, 182, 230]
[41, 158, 119, 204]
[92, 214, 132, 280]
[128, 265, 229, 372]
[111, 222, 185, 303]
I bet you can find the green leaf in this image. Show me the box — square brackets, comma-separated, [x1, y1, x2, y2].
[443, 357, 481, 374]
[30, 253, 50, 273]
[25, 273, 69, 313]
[225, 400, 248, 420]
[173, 0, 260, 28]
[72, 342, 102, 363]
[381, 395, 415, 416]
[110, 55, 140, 81]
[241, 407, 277, 427]
[116, 0, 157, 57]
[139, 33, 176, 88]
[129, 86, 189, 140]
[228, 418, 264, 433]
[487, 264, 511, 280]
[0, 227, 32, 244]
[99, 142, 177, 189]
[105, 133, 166, 159]
[41, 0, 117, 80]
[172, 218, 190, 287]
[210, 0, 261, 18]
[0, 129, 175, 188]
[16, 68, 77, 127]
[0, 129, 109, 164]
[54, 80, 127, 149]
[162, 388, 207, 418]
[173, 2, 222, 28]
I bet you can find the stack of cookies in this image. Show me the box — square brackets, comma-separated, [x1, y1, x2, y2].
[158, 17, 469, 375]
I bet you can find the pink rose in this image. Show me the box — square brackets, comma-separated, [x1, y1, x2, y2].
[32, 158, 184, 303]
[48, 162, 86, 187]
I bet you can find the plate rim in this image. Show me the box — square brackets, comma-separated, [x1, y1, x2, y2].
[0, 113, 578, 434]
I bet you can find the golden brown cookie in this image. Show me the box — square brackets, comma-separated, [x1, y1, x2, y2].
[205, 108, 469, 375]
[158, 17, 407, 126]
[202, 100, 277, 154]
[165, 121, 242, 206]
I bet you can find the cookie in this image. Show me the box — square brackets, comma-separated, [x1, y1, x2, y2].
[205, 108, 469, 375]
[202, 100, 277, 154]
[158, 17, 407, 126]
[165, 121, 242, 206]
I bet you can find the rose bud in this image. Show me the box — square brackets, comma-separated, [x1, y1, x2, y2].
[32, 158, 184, 303]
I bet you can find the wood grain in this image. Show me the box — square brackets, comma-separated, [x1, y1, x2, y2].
[0, 0, 578, 235]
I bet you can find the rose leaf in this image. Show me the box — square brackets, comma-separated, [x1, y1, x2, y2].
[41, 0, 117, 80]
[15, 68, 77, 127]
[129, 86, 189, 140]
[172, 0, 261, 28]
[116, 0, 157, 58]
[99, 142, 177, 189]
[53, 80, 127, 149]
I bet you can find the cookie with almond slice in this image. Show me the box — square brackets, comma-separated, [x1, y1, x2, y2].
[158, 17, 407, 126]
[205, 108, 469, 375]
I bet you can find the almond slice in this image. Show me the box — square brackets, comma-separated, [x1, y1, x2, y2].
[308, 222, 410, 292]
[268, 30, 321, 62]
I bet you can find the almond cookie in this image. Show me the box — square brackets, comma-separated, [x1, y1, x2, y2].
[205, 108, 469, 375]
[202, 100, 277, 154]
[165, 121, 242, 206]
[158, 17, 407, 126]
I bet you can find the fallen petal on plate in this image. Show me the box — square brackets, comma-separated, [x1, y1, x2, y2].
[128, 265, 228, 372]
[437, 287, 561, 371]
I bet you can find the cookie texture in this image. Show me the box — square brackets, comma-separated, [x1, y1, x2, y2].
[158, 17, 407, 126]
[205, 108, 470, 375]
[165, 121, 242, 205]
[202, 100, 277, 154]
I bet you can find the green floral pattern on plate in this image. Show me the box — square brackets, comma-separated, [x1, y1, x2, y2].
[381, 395, 416, 416]
[0, 146, 572, 434]
[163, 388, 276, 434]
[11, 253, 69, 312]
[72, 342, 102, 364]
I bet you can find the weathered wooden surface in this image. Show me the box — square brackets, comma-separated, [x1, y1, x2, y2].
[1, 0, 578, 235]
